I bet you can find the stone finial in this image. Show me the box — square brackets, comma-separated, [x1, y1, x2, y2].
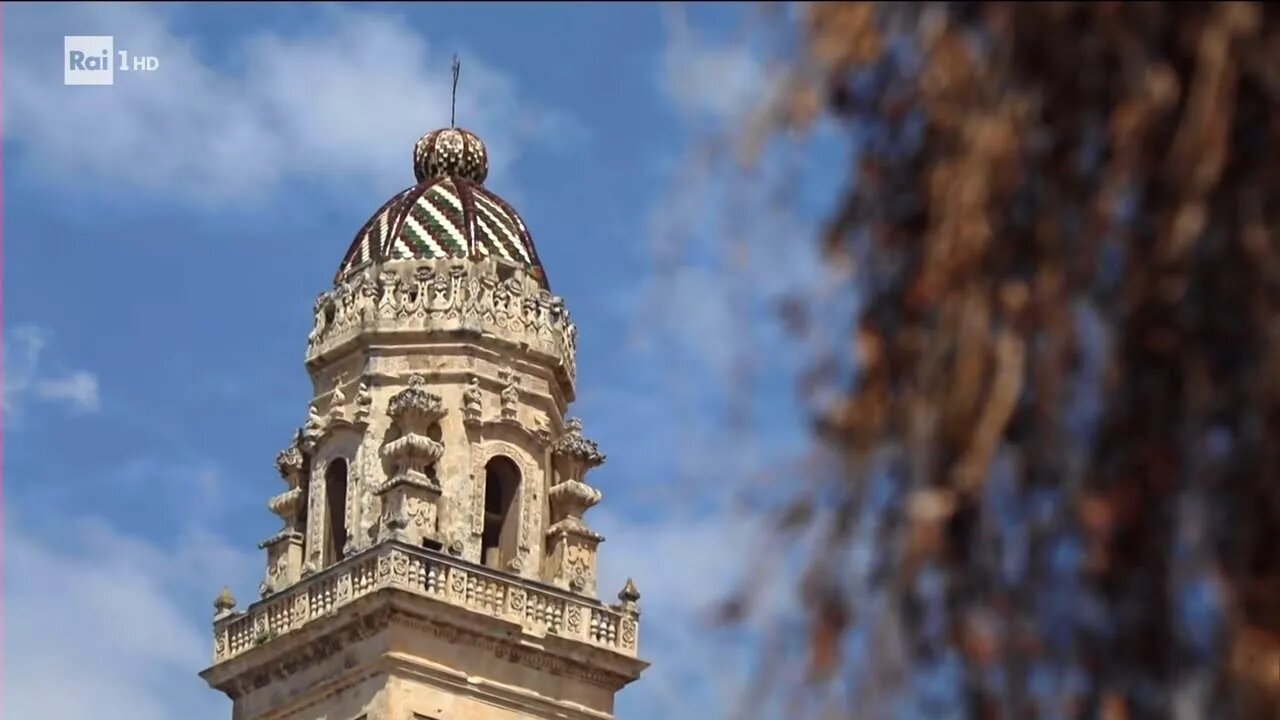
[414, 126, 489, 184]
[551, 417, 605, 466]
[214, 586, 237, 619]
[619, 577, 641, 605]
[275, 434, 305, 486]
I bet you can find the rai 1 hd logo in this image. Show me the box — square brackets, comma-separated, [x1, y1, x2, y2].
[64, 36, 159, 86]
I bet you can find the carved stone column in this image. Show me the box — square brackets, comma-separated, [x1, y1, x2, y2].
[376, 376, 446, 546]
[260, 437, 308, 596]
[546, 418, 605, 595]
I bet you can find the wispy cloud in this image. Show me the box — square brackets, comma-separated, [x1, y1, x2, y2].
[658, 5, 768, 125]
[5, 506, 259, 720]
[3, 325, 102, 417]
[4, 3, 582, 206]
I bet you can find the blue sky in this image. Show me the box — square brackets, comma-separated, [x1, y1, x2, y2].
[3, 4, 837, 718]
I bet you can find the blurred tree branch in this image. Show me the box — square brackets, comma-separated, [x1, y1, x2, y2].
[724, 2, 1280, 717]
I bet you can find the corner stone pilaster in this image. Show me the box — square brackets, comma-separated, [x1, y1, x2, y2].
[260, 435, 309, 596]
[258, 531, 305, 596]
[376, 375, 447, 547]
[546, 418, 606, 596]
[546, 521, 603, 596]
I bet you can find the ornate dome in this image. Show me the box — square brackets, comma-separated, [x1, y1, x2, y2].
[414, 127, 488, 183]
[335, 127, 544, 285]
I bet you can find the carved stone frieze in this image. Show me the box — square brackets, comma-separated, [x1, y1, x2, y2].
[305, 259, 578, 392]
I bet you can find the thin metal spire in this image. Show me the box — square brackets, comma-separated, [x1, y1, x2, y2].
[450, 55, 461, 128]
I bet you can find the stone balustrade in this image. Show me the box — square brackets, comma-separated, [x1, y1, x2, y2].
[212, 541, 640, 664]
[306, 259, 577, 388]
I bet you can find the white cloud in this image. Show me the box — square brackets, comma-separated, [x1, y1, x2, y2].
[5, 3, 582, 206]
[658, 5, 768, 124]
[4, 515, 259, 720]
[3, 325, 101, 416]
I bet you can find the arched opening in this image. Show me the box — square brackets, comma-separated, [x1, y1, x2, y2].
[481, 456, 521, 570]
[324, 458, 349, 565]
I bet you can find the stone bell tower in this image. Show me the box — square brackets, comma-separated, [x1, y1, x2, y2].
[200, 124, 647, 720]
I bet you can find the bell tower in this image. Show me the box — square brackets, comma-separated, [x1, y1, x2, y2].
[200, 123, 647, 720]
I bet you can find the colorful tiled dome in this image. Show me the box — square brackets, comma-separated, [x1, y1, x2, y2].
[335, 128, 544, 285]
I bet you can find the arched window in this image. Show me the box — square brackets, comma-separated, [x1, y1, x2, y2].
[324, 458, 349, 565]
[481, 456, 521, 570]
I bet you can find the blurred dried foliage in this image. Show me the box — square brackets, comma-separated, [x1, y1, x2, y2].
[731, 2, 1280, 718]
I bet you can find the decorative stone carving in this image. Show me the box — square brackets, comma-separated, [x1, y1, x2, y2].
[214, 587, 237, 620]
[499, 375, 520, 423]
[551, 417, 605, 478]
[353, 376, 372, 424]
[302, 405, 324, 448]
[463, 375, 483, 425]
[267, 488, 302, 528]
[617, 577, 640, 612]
[545, 417, 606, 596]
[328, 376, 348, 423]
[257, 434, 311, 595]
[275, 438, 305, 486]
[305, 258, 578, 390]
[376, 376, 446, 545]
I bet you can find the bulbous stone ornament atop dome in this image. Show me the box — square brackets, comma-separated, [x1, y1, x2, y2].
[413, 127, 488, 184]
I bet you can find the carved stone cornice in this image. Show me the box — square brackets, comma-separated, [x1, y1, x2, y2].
[304, 258, 577, 395]
[546, 517, 605, 543]
[202, 601, 394, 699]
[463, 415, 552, 449]
[257, 529, 305, 551]
[388, 608, 647, 691]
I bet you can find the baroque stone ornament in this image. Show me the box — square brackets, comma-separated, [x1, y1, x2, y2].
[214, 587, 237, 620]
[201, 121, 646, 720]
[377, 375, 447, 545]
[302, 404, 324, 446]
[306, 258, 578, 390]
[552, 417, 605, 468]
[275, 436, 305, 485]
[463, 375, 483, 424]
[353, 376, 372, 424]
[499, 369, 520, 422]
[618, 577, 641, 609]
[544, 417, 607, 595]
[328, 375, 348, 422]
